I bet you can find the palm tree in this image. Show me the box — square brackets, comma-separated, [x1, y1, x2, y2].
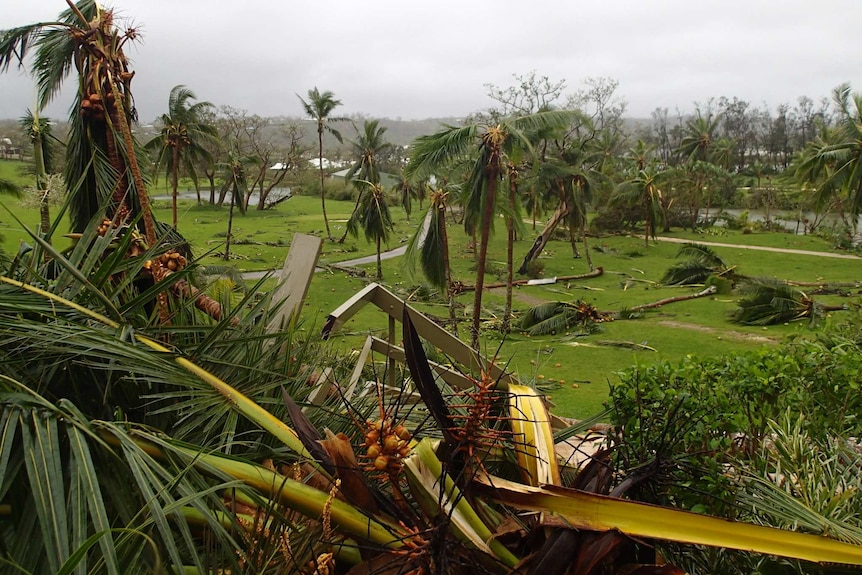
[406, 110, 573, 349]
[679, 110, 720, 163]
[406, 186, 458, 331]
[346, 180, 393, 279]
[145, 85, 216, 229]
[20, 109, 58, 240]
[219, 150, 254, 261]
[676, 111, 722, 228]
[796, 83, 862, 220]
[610, 144, 664, 246]
[339, 120, 392, 243]
[394, 172, 416, 220]
[0, 0, 157, 245]
[502, 162, 524, 333]
[297, 87, 345, 240]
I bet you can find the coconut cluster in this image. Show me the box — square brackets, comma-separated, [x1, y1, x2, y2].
[79, 91, 115, 122]
[364, 419, 411, 474]
[143, 250, 187, 272]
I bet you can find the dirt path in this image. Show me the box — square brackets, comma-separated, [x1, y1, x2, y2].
[654, 236, 861, 259]
[656, 320, 778, 344]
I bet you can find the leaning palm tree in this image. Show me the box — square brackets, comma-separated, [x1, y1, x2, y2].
[297, 87, 345, 240]
[145, 84, 216, 229]
[662, 242, 737, 286]
[732, 278, 846, 326]
[346, 180, 393, 279]
[406, 110, 573, 349]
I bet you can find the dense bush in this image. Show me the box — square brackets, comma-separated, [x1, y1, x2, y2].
[609, 319, 862, 513]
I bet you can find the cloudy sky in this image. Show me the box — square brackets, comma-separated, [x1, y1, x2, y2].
[1, 0, 861, 123]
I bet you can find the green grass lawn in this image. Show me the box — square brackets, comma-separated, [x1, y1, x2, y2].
[3, 157, 860, 419]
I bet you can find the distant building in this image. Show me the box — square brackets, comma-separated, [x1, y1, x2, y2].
[0, 137, 21, 160]
[307, 157, 347, 170]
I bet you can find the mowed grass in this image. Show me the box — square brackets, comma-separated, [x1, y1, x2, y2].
[2, 158, 860, 418]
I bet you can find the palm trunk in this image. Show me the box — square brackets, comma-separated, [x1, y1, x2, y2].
[581, 223, 593, 271]
[171, 146, 179, 229]
[376, 236, 383, 279]
[207, 170, 216, 204]
[439, 209, 457, 336]
[532, 189, 538, 231]
[629, 285, 716, 312]
[103, 118, 129, 222]
[32, 128, 50, 242]
[569, 221, 580, 258]
[503, 170, 517, 334]
[644, 208, 651, 247]
[518, 199, 570, 274]
[109, 75, 157, 247]
[224, 185, 236, 261]
[472, 173, 498, 350]
[319, 125, 332, 239]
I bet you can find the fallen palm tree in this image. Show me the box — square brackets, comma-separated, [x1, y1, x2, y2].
[454, 267, 604, 294]
[732, 278, 848, 326]
[627, 284, 717, 313]
[520, 285, 718, 335]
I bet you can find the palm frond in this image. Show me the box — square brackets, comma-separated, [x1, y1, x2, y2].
[404, 124, 477, 180]
[732, 278, 809, 326]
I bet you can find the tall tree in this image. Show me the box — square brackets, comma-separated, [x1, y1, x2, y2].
[219, 150, 254, 261]
[297, 88, 345, 240]
[612, 141, 665, 246]
[346, 181, 393, 279]
[407, 110, 572, 349]
[145, 85, 216, 229]
[676, 110, 721, 228]
[796, 83, 862, 219]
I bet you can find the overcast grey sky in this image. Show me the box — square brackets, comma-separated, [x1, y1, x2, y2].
[1, 1, 861, 123]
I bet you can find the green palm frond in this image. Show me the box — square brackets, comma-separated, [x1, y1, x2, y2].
[732, 278, 811, 326]
[520, 300, 604, 336]
[736, 414, 862, 546]
[420, 208, 447, 290]
[404, 124, 477, 180]
[663, 243, 732, 285]
[661, 261, 714, 286]
[0, 178, 21, 197]
[673, 243, 719, 265]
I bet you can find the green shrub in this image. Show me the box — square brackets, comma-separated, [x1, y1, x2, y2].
[609, 321, 862, 515]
